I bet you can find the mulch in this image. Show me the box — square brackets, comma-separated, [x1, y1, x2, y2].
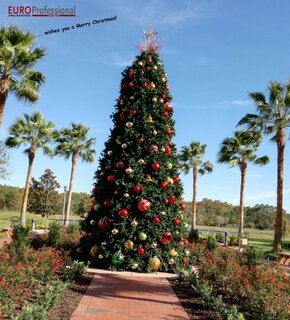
[47, 273, 221, 320]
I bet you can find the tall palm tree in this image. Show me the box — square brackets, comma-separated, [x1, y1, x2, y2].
[238, 80, 290, 252]
[178, 141, 213, 230]
[218, 130, 269, 239]
[55, 123, 96, 226]
[5, 112, 56, 225]
[0, 26, 45, 128]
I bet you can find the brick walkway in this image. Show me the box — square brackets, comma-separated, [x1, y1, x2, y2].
[70, 270, 189, 320]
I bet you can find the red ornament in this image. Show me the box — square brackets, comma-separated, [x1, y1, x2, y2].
[145, 66, 151, 72]
[118, 208, 129, 218]
[98, 217, 110, 229]
[173, 218, 180, 226]
[164, 145, 171, 154]
[133, 185, 142, 193]
[128, 69, 134, 77]
[142, 82, 148, 88]
[164, 103, 172, 112]
[164, 199, 169, 205]
[153, 216, 161, 224]
[180, 203, 186, 211]
[130, 109, 137, 115]
[178, 240, 184, 248]
[168, 195, 177, 205]
[115, 161, 124, 169]
[161, 93, 166, 99]
[138, 199, 151, 212]
[163, 111, 169, 117]
[138, 137, 145, 143]
[103, 200, 110, 207]
[137, 247, 145, 255]
[160, 182, 167, 189]
[91, 187, 97, 194]
[165, 85, 170, 90]
[151, 162, 160, 171]
[146, 55, 152, 63]
[160, 229, 173, 244]
[117, 97, 122, 104]
[182, 259, 188, 266]
[107, 175, 115, 183]
[120, 113, 125, 121]
[165, 128, 172, 135]
[128, 82, 134, 88]
[173, 176, 179, 184]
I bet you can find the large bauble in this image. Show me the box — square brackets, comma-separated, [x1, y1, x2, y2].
[138, 232, 147, 241]
[160, 230, 173, 244]
[168, 195, 177, 205]
[137, 199, 151, 212]
[111, 252, 124, 266]
[151, 162, 160, 171]
[149, 256, 161, 271]
[90, 245, 100, 257]
[124, 240, 134, 250]
[98, 216, 110, 229]
[118, 208, 129, 218]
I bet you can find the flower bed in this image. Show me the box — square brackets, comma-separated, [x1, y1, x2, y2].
[187, 243, 290, 320]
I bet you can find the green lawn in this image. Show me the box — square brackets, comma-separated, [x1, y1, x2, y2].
[0, 211, 81, 230]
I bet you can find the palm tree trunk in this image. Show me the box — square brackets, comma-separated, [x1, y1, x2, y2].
[239, 161, 247, 236]
[0, 77, 9, 128]
[273, 130, 285, 252]
[64, 152, 78, 226]
[20, 147, 35, 226]
[192, 167, 198, 230]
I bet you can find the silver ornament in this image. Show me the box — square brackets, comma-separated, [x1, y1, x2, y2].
[125, 167, 133, 174]
[126, 122, 133, 128]
[138, 159, 145, 165]
[131, 263, 139, 270]
[107, 150, 113, 156]
[124, 193, 130, 198]
[121, 143, 127, 149]
[112, 228, 119, 235]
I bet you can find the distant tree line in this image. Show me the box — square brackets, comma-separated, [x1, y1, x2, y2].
[182, 198, 290, 232]
[0, 183, 90, 216]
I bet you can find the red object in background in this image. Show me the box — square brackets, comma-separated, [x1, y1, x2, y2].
[152, 162, 160, 171]
[180, 203, 186, 211]
[107, 175, 115, 183]
[118, 208, 129, 218]
[137, 247, 145, 255]
[153, 216, 161, 224]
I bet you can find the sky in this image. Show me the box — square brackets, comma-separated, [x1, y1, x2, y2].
[1, 0, 290, 211]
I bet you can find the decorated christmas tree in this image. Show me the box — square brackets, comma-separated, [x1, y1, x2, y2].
[77, 28, 189, 272]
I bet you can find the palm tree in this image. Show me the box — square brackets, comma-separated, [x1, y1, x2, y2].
[5, 112, 56, 225]
[238, 80, 290, 252]
[55, 123, 96, 226]
[218, 130, 269, 239]
[0, 26, 45, 128]
[178, 141, 213, 230]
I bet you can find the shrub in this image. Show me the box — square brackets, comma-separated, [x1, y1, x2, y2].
[188, 229, 199, 243]
[206, 234, 218, 250]
[63, 260, 89, 282]
[215, 233, 224, 243]
[47, 221, 61, 247]
[67, 224, 79, 235]
[228, 235, 237, 246]
[242, 246, 265, 267]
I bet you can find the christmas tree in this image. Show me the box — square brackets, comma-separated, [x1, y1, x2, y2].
[77, 28, 189, 272]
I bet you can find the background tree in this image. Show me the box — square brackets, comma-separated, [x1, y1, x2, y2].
[218, 130, 269, 238]
[71, 192, 90, 215]
[238, 80, 290, 252]
[178, 141, 213, 230]
[0, 26, 45, 127]
[0, 141, 11, 180]
[55, 123, 95, 226]
[5, 112, 56, 225]
[28, 169, 62, 222]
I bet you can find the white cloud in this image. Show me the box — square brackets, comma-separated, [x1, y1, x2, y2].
[230, 189, 290, 204]
[232, 99, 251, 106]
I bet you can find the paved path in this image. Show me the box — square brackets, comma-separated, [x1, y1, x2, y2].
[0, 236, 12, 249]
[70, 269, 189, 320]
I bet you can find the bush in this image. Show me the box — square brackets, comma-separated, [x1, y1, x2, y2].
[188, 229, 199, 243]
[47, 221, 61, 247]
[228, 235, 237, 246]
[242, 246, 265, 267]
[67, 224, 79, 235]
[206, 234, 217, 250]
[215, 233, 224, 243]
[63, 260, 89, 282]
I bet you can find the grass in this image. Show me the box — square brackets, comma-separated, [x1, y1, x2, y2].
[0, 211, 81, 230]
[197, 225, 290, 253]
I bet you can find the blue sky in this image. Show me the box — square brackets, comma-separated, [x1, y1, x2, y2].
[1, 0, 290, 211]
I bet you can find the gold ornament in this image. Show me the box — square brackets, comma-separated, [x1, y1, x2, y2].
[112, 228, 119, 235]
[98, 254, 104, 259]
[160, 147, 165, 152]
[131, 263, 139, 270]
[121, 143, 128, 149]
[124, 193, 130, 198]
[152, 97, 157, 103]
[138, 159, 145, 165]
[168, 258, 175, 265]
[161, 77, 166, 83]
[185, 249, 190, 257]
[131, 219, 138, 228]
[124, 240, 134, 250]
[130, 96, 134, 100]
[148, 82, 156, 90]
[150, 242, 157, 249]
[160, 98, 164, 103]
[153, 65, 158, 70]
[159, 211, 166, 216]
[166, 177, 174, 185]
[107, 150, 113, 156]
[170, 248, 178, 257]
[146, 115, 154, 124]
[153, 130, 158, 135]
[146, 175, 152, 182]
[138, 61, 143, 66]
[149, 256, 161, 271]
[90, 245, 100, 257]
[126, 122, 133, 128]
